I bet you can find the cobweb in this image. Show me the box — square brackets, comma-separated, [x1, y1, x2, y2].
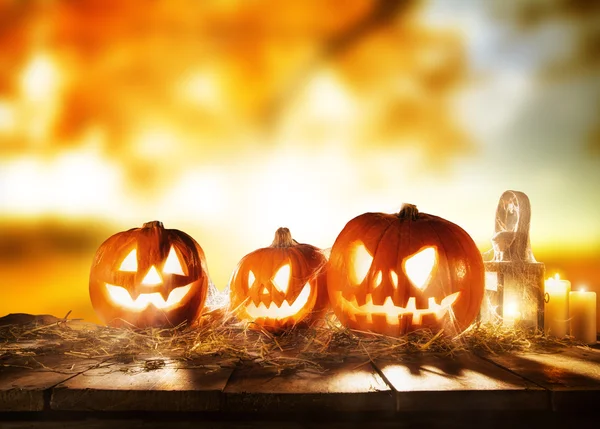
[205, 278, 230, 311]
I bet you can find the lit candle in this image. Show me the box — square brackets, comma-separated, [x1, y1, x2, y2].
[569, 288, 597, 344]
[544, 274, 570, 337]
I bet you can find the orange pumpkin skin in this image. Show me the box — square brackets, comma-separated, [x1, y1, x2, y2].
[328, 204, 484, 336]
[89, 221, 209, 328]
[229, 228, 328, 331]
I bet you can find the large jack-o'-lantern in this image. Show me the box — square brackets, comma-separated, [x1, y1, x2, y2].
[328, 204, 484, 336]
[229, 227, 327, 331]
[89, 221, 210, 328]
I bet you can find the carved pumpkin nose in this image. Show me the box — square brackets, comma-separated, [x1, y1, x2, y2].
[142, 265, 162, 286]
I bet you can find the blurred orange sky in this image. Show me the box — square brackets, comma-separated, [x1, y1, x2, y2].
[0, 0, 599, 328]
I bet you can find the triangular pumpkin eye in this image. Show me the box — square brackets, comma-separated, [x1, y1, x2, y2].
[248, 270, 256, 289]
[403, 247, 437, 290]
[163, 246, 186, 275]
[119, 249, 138, 272]
[350, 242, 373, 285]
[272, 264, 290, 294]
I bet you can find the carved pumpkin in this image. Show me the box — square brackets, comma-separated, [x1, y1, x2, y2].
[89, 221, 209, 328]
[229, 227, 327, 331]
[328, 204, 484, 336]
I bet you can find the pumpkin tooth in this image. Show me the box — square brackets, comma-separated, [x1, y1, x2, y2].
[339, 291, 461, 326]
[128, 290, 141, 301]
[245, 283, 312, 320]
[105, 284, 192, 311]
[385, 312, 399, 326]
[383, 296, 395, 311]
[404, 297, 417, 313]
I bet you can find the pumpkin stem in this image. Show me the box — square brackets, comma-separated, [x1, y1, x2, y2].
[398, 204, 419, 220]
[142, 221, 164, 229]
[271, 227, 297, 248]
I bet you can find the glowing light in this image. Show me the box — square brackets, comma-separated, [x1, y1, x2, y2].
[0, 101, 16, 132]
[374, 270, 383, 288]
[338, 291, 460, 326]
[119, 249, 138, 272]
[579, 286, 587, 292]
[163, 247, 185, 275]
[245, 282, 311, 319]
[248, 270, 256, 288]
[142, 266, 162, 285]
[0, 148, 125, 217]
[272, 264, 291, 294]
[390, 271, 399, 288]
[305, 72, 356, 122]
[404, 247, 437, 290]
[159, 169, 227, 221]
[133, 125, 181, 160]
[21, 54, 59, 101]
[351, 243, 373, 284]
[106, 284, 191, 310]
[177, 71, 223, 109]
[330, 370, 387, 392]
[504, 300, 522, 322]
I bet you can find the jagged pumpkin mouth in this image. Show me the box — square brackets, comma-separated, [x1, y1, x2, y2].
[105, 284, 192, 311]
[245, 282, 312, 320]
[336, 291, 460, 325]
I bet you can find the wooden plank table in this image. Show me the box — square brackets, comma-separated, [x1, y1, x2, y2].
[2, 348, 599, 415]
[481, 347, 600, 411]
[1, 317, 599, 427]
[51, 357, 234, 412]
[223, 359, 393, 413]
[376, 353, 548, 412]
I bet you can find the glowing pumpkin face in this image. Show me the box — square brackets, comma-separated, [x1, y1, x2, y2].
[328, 204, 484, 336]
[89, 221, 209, 328]
[229, 228, 327, 331]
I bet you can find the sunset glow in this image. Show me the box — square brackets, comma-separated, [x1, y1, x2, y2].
[0, 0, 598, 326]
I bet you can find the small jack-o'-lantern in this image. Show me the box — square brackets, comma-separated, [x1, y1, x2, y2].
[89, 221, 209, 328]
[229, 227, 327, 331]
[328, 204, 484, 336]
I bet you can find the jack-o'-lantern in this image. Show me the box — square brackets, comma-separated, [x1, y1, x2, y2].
[328, 204, 484, 336]
[229, 227, 327, 331]
[89, 221, 209, 328]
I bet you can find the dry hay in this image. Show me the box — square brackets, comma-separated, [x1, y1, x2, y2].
[0, 310, 587, 375]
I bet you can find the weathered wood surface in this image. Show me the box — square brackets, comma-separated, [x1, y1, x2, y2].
[376, 353, 547, 411]
[0, 353, 104, 411]
[481, 347, 600, 411]
[51, 357, 235, 412]
[1, 314, 599, 416]
[223, 359, 393, 412]
[1, 348, 599, 414]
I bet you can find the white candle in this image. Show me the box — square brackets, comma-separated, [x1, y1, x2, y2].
[569, 289, 597, 344]
[544, 274, 570, 337]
